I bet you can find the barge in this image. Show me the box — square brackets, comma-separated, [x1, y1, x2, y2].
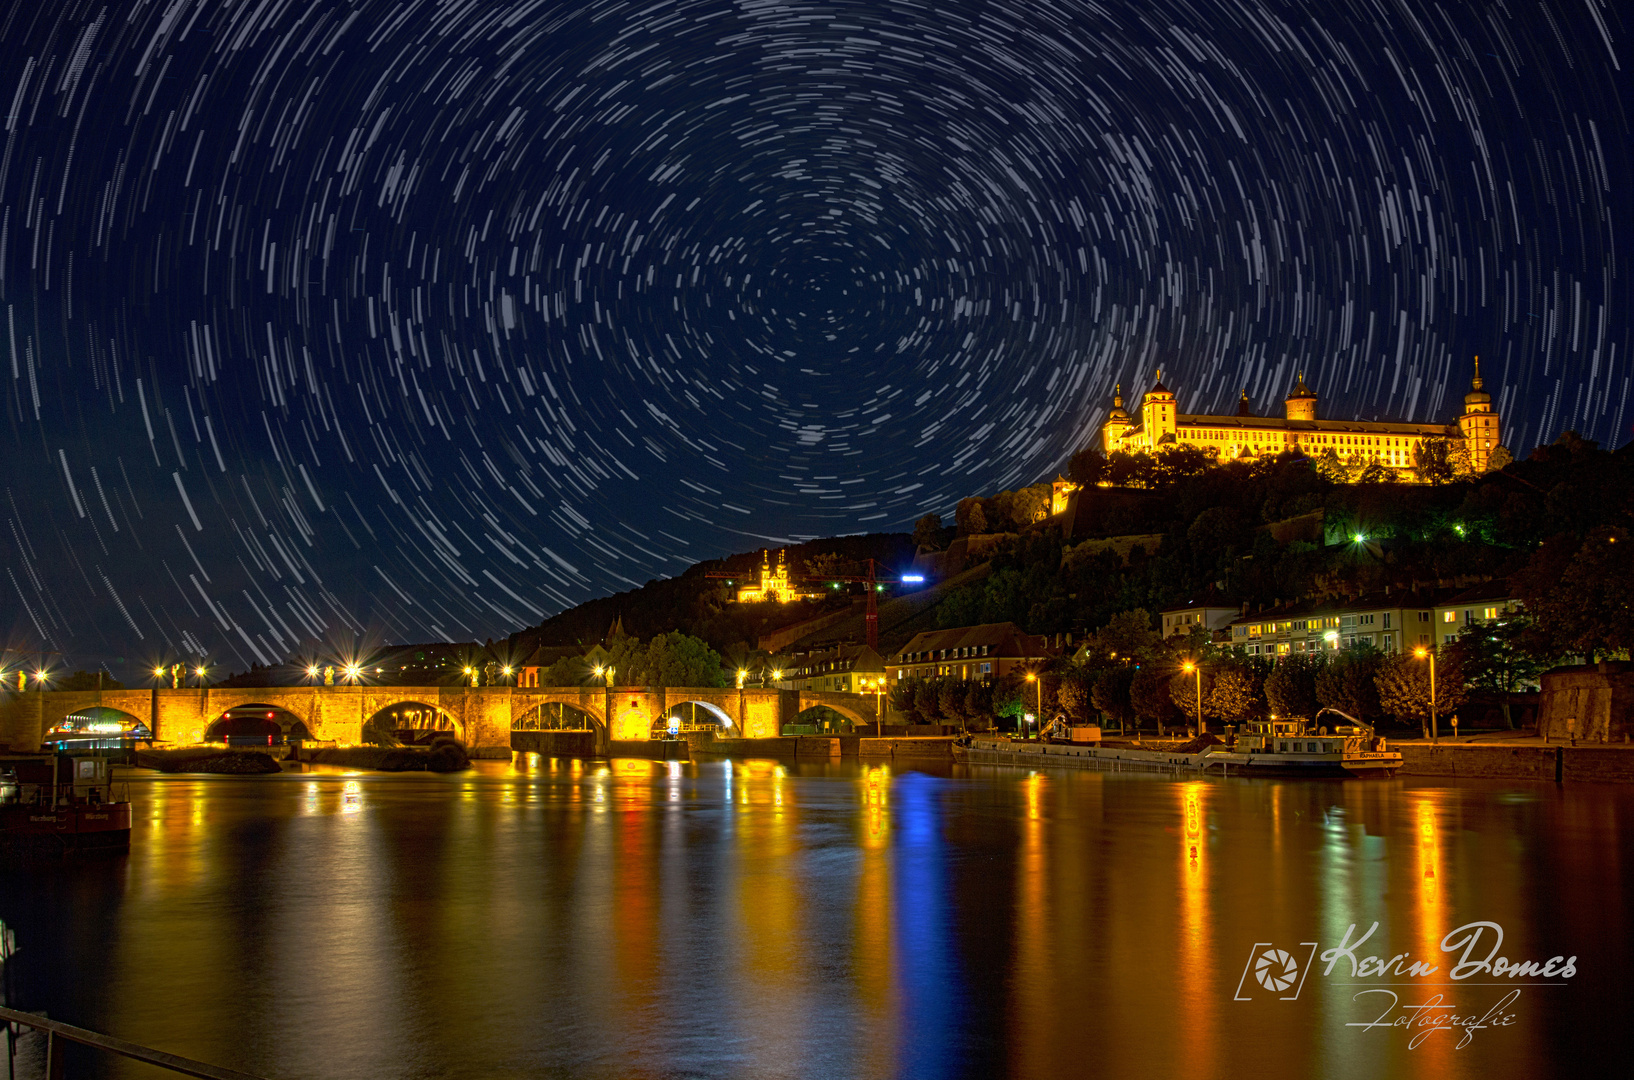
[961, 715, 1400, 779]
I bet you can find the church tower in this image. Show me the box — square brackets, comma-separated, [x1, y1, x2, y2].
[1458, 356, 1500, 472]
[1140, 371, 1177, 449]
[1101, 383, 1132, 454]
[1284, 372, 1318, 422]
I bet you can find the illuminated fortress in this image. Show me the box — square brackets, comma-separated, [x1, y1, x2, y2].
[1101, 361, 1501, 478]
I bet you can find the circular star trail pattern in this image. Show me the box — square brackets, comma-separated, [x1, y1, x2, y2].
[0, 0, 1628, 671]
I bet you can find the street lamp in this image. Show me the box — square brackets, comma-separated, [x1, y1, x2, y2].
[194, 666, 208, 688]
[1025, 672, 1042, 739]
[1414, 646, 1438, 741]
[736, 668, 748, 690]
[868, 676, 885, 737]
[1182, 660, 1203, 736]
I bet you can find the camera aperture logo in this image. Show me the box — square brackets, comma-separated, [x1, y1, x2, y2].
[1234, 921, 1577, 1049]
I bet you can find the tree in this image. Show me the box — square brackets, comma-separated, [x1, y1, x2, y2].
[1413, 437, 1457, 484]
[1315, 646, 1383, 723]
[1090, 666, 1137, 734]
[1083, 609, 1159, 662]
[803, 552, 843, 581]
[1106, 450, 1156, 488]
[1264, 652, 1325, 720]
[1207, 661, 1266, 724]
[915, 679, 945, 723]
[1444, 619, 1547, 694]
[1375, 648, 1467, 736]
[1067, 446, 1108, 488]
[963, 680, 995, 730]
[992, 675, 1030, 730]
[1313, 447, 1350, 484]
[1487, 445, 1514, 470]
[937, 680, 969, 725]
[1131, 666, 1183, 734]
[541, 655, 592, 686]
[912, 513, 945, 551]
[1443, 618, 1548, 729]
[1168, 665, 1213, 726]
[633, 632, 728, 687]
[1152, 444, 1216, 484]
[890, 678, 924, 724]
[955, 497, 989, 537]
[1356, 460, 1398, 484]
[1514, 527, 1634, 662]
[1055, 667, 1094, 721]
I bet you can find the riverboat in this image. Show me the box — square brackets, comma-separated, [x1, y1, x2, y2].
[0, 754, 132, 852]
[1201, 717, 1402, 778]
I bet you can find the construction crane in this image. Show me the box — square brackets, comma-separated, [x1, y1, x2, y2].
[706, 558, 891, 649]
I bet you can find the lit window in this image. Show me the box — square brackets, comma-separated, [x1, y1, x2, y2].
[1442, 611, 1457, 623]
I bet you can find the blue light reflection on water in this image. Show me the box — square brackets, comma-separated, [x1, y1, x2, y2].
[892, 772, 964, 1079]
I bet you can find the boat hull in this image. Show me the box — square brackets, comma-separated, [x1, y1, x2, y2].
[1, 802, 132, 851]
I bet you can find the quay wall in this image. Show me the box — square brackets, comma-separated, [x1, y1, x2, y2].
[1397, 744, 1634, 784]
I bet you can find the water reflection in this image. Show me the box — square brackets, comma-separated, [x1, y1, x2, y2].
[0, 763, 1628, 1079]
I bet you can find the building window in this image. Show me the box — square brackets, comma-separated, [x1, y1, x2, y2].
[1484, 606, 1499, 619]
[1442, 611, 1457, 623]
[981, 662, 991, 675]
[1382, 613, 1392, 629]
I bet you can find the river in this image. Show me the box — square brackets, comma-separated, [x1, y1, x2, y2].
[1, 757, 1629, 1079]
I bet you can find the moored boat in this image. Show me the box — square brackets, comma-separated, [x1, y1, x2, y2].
[0, 754, 132, 852]
[1201, 717, 1401, 777]
[961, 709, 1401, 779]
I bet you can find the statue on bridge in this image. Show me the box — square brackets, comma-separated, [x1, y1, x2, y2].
[170, 664, 184, 689]
[324, 665, 335, 686]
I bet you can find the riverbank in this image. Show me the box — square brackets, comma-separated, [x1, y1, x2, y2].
[1395, 734, 1634, 783]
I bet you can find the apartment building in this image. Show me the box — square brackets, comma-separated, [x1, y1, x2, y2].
[778, 644, 886, 693]
[1230, 591, 1447, 657]
[1159, 601, 1240, 639]
[890, 622, 1050, 684]
[1431, 580, 1525, 646]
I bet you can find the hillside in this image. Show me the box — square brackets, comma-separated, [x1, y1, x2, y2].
[506, 533, 917, 658]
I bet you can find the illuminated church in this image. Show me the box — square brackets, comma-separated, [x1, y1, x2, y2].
[1101, 360, 1502, 478]
[736, 549, 824, 604]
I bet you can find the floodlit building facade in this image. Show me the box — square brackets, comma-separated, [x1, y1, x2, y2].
[1102, 362, 1503, 478]
[736, 548, 823, 604]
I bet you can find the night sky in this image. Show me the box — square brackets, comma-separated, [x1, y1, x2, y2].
[1, 0, 1627, 677]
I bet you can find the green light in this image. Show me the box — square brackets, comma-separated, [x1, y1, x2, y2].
[1353, 533, 1365, 543]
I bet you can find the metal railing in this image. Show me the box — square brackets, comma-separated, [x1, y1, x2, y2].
[1, 1005, 267, 1080]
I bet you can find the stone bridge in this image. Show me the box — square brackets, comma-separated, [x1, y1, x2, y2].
[0, 685, 881, 756]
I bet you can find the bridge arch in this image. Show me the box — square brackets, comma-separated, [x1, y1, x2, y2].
[45, 705, 154, 748]
[654, 699, 736, 738]
[512, 701, 602, 731]
[784, 704, 856, 735]
[205, 703, 313, 745]
[364, 700, 466, 746]
[797, 692, 876, 729]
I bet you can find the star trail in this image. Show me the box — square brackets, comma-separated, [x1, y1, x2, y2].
[0, 0, 1627, 674]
